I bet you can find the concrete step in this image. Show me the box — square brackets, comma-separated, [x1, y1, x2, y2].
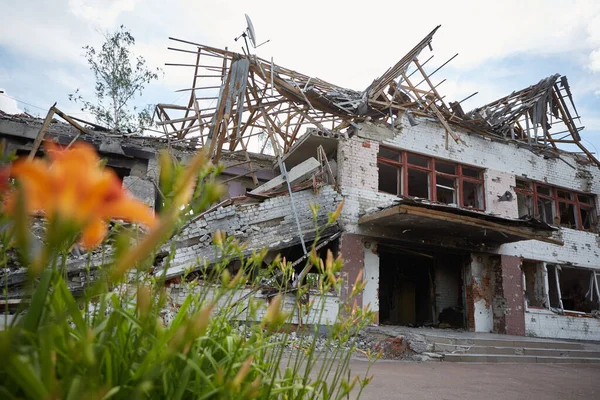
[444, 353, 600, 363]
[434, 343, 600, 358]
[424, 334, 585, 350]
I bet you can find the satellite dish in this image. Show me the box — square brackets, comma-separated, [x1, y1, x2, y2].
[234, 14, 269, 54]
[245, 14, 257, 48]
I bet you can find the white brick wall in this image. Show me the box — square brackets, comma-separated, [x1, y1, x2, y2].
[435, 264, 461, 312]
[371, 118, 600, 195]
[525, 308, 600, 341]
[337, 136, 379, 191]
[495, 229, 600, 270]
[342, 119, 600, 271]
[166, 284, 339, 326]
[484, 170, 517, 218]
[165, 186, 344, 277]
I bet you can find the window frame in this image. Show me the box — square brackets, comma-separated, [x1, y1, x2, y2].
[515, 179, 597, 232]
[377, 147, 486, 211]
[536, 263, 600, 314]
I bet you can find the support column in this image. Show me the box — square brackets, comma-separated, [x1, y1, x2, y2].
[339, 233, 364, 311]
[469, 254, 494, 333]
[501, 255, 525, 336]
[362, 239, 379, 325]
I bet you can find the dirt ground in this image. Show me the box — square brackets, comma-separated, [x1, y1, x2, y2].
[350, 358, 600, 400]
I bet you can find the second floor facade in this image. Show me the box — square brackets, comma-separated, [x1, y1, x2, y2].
[336, 115, 600, 269]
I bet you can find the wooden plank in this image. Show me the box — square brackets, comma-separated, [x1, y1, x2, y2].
[401, 71, 461, 145]
[28, 104, 56, 160]
[413, 58, 449, 111]
[52, 107, 89, 135]
[249, 157, 320, 194]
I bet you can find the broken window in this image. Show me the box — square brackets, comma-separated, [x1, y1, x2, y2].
[546, 264, 562, 309]
[523, 261, 546, 308]
[435, 162, 458, 205]
[544, 264, 600, 313]
[514, 179, 597, 231]
[378, 162, 401, 195]
[407, 168, 430, 198]
[377, 147, 403, 196]
[558, 267, 598, 313]
[578, 194, 597, 231]
[462, 180, 483, 209]
[516, 180, 534, 218]
[436, 175, 457, 204]
[557, 201, 577, 229]
[378, 147, 485, 210]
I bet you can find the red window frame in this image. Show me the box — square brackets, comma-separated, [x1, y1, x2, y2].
[515, 179, 597, 232]
[377, 147, 486, 211]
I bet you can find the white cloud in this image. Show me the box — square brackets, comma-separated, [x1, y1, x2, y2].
[589, 49, 600, 71]
[0, 90, 23, 114]
[68, 0, 141, 28]
[2, 0, 600, 129]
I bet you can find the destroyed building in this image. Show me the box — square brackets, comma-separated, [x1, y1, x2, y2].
[2, 26, 600, 341]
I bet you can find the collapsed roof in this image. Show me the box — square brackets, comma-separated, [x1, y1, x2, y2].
[155, 26, 598, 167]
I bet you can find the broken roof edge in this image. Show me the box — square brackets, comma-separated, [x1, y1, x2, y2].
[358, 198, 561, 246]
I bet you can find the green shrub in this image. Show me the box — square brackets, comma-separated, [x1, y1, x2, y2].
[0, 143, 377, 399]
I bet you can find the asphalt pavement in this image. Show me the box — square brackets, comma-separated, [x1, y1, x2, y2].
[349, 358, 600, 400]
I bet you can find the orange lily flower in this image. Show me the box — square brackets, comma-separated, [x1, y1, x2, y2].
[3, 141, 157, 249]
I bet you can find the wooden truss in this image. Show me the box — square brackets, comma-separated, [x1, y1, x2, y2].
[455, 74, 599, 166]
[154, 26, 599, 168]
[154, 27, 458, 160]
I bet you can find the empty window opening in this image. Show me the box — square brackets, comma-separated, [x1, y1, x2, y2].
[515, 179, 597, 232]
[407, 168, 429, 198]
[407, 153, 429, 168]
[462, 180, 483, 209]
[558, 202, 577, 229]
[517, 192, 534, 218]
[436, 175, 457, 204]
[558, 267, 598, 313]
[378, 162, 400, 195]
[378, 147, 485, 210]
[523, 261, 546, 308]
[462, 167, 481, 179]
[546, 264, 562, 309]
[580, 207, 597, 231]
[537, 197, 556, 224]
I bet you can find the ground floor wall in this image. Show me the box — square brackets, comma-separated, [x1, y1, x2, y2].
[525, 308, 600, 341]
[166, 284, 340, 327]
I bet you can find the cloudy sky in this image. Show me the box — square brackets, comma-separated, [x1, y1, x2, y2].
[1, 0, 600, 154]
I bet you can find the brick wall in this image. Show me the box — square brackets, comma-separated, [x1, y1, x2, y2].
[337, 136, 379, 191]
[166, 283, 340, 326]
[495, 228, 600, 269]
[525, 309, 600, 341]
[434, 263, 461, 313]
[163, 186, 344, 277]
[484, 170, 518, 218]
[340, 120, 600, 270]
[369, 117, 600, 195]
[501, 255, 525, 336]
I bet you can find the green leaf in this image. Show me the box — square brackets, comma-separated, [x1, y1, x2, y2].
[23, 268, 52, 333]
[101, 386, 121, 400]
[6, 354, 48, 399]
[171, 364, 192, 400]
[65, 375, 83, 400]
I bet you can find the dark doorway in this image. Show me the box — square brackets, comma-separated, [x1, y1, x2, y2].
[379, 245, 466, 328]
